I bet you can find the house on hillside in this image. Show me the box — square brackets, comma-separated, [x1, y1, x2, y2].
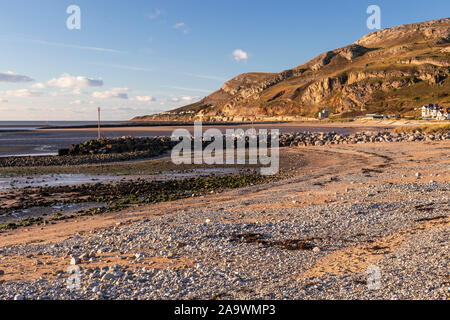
[317, 108, 329, 120]
[421, 104, 449, 120]
[437, 108, 450, 120]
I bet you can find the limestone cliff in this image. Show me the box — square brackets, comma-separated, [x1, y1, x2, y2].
[132, 18, 450, 122]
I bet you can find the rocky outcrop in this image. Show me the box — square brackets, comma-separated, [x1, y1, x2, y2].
[310, 51, 337, 71]
[220, 69, 307, 111]
[356, 18, 450, 47]
[398, 57, 450, 67]
[337, 44, 372, 61]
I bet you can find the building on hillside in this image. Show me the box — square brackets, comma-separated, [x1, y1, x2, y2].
[436, 108, 450, 120]
[421, 104, 449, 120]
[317, 108, 329, 120]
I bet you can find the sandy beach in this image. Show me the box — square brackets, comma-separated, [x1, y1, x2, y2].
[0, 126, 448, 299]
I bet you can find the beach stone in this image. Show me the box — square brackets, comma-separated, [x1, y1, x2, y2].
[134, 253, 145, 259]
[70, 257, 81, 265]
[101, 273, 116, 281]
[79, 253, 90, 261]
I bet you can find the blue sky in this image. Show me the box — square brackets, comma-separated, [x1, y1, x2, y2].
[0, 0, 448, 120]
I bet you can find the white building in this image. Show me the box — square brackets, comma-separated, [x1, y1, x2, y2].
[436, 108, 450, 120]
[318, 108, 329, 120]
[421, 104, 449, 120]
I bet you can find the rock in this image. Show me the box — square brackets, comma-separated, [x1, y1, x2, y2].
[79, 253, 90, 261]
[312, 247, 321, 253]
[14, 294, 24, 300]
[101, 272, 116, 281]
[0, 270, 4, 276]
[134, 252, 145, 260]
[70, 257, 81, 265]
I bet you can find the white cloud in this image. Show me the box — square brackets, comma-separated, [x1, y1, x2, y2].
[0, 71, 34, 83]
[171, 96, 199, 103]
[232, 49, 248, 62]
[133, 96, 156, 102]
[181, 96, 198, 102]
[173, 22, 185, 29]
[92, 88, 129, 99]
[46, 73, 103, 88]
[5, 89, 42, 97]
[31, 82, 46, 89]
[173, 22, 190, 34]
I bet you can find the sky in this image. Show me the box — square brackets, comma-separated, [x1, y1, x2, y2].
[0, 0, 448, 121]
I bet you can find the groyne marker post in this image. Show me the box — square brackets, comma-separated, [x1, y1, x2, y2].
[98, 107, 101, 140]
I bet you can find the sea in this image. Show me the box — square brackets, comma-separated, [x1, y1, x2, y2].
[0, 121, 126, 131]
[0, 121, 362, 157]
[0, 121, 128, 157]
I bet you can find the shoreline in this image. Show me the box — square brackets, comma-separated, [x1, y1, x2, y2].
[0, 128, 448, 165]
[1, 120, 447, 157]
[0, 122, 409, 158]
[39, 119, 450, 131]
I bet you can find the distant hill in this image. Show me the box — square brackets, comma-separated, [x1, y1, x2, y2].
[132, 18, 450, 122]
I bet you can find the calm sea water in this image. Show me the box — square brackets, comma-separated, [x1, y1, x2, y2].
[0, 121, 126, 131]
[0, 121, 127, 156]
[0, 121, 362, 157]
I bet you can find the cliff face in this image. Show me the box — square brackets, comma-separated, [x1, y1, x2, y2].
[133, 18, 450, 122]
